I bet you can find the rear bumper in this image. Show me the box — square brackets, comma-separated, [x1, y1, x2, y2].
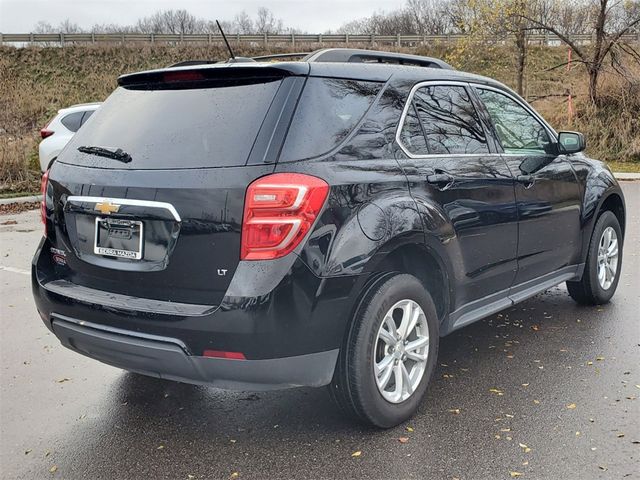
[51, 315, 338, 390]
[32, 238, 367, 390]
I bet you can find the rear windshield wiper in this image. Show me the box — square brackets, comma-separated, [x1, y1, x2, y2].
[77, 146, 132, 164]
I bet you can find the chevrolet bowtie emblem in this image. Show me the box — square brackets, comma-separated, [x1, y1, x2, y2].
[94, 201, 120, 215]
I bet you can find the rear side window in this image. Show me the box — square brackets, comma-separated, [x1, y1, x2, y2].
[60, 79, 282, 169]
[61, 112, 84, 132]
[280, 78, 382, 161]
[80, 110, 95, 126]
[400, 85, 489, 155]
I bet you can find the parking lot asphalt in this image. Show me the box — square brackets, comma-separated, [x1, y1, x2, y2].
[1, 182, 639, 480]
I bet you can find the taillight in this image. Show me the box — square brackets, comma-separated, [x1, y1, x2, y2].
[241, 173, 329, 260]
[40, 116, 55, 139]
[40, 128, 54, 139]
[40, 170, 49, 236]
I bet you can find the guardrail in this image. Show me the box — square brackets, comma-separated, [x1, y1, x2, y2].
[1, 32, 639, 46]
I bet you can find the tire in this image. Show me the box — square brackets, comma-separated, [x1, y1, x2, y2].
[567, 210, 623, 305]
[328, 273, 439, 428]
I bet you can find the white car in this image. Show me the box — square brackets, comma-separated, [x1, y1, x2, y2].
[38, 102, 101, 172]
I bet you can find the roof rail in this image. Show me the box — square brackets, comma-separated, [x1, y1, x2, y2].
[252, 52, 311, 61]
[167, 48, 453, 70]
[303, 48, 453, 70]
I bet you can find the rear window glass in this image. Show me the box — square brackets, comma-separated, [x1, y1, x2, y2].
[280, 78, 382, 161]
[60, 79, 282, 169]
[61, 112, 84, 132]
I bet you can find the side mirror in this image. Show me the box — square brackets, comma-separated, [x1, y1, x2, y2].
[557, 131, 586, 154]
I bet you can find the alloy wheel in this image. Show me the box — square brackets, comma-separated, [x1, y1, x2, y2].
[373, 299, 429, 403]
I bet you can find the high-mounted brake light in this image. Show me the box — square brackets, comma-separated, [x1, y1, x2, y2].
[40, 170, 49, 236]
[163, 71, 205, 83]
[241, 173, 329, 260]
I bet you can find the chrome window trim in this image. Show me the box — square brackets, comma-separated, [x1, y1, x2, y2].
[66, 196, 181, 222]
[395, 80, 558, 159]
[395, 80, 493, 159]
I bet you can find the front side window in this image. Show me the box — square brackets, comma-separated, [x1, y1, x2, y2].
[476, 89, 551, 155]
[399, 85, 489, 155]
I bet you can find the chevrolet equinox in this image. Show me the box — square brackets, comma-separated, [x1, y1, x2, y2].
[32, 48, 626, 427]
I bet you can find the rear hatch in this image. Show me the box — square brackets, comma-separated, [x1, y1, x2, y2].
[46, 64, 307, 307]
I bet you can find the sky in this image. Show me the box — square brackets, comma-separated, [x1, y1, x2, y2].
[0, 0, 406, 33]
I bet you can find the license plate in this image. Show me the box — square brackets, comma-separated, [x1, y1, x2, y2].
[94, 217, 143, 260]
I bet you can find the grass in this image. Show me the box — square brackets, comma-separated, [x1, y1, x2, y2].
[1, 42, 639, 193]
[607, 161, 640, 173]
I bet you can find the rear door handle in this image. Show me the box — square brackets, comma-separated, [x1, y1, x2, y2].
[426, 171, 455, 190]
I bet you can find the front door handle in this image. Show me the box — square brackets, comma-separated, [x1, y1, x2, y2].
[516, 174, 535, 188]
[426, 171, 455, 190]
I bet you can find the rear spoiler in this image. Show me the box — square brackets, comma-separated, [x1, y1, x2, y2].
[118, 63, 310, 89]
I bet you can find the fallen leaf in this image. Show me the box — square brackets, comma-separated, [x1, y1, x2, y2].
[533, 400, 540, 404]
[596, 356, 605, 361]
[566, 403, 577, 409]
[399, 437, 409, 444]
[230, 439, 237, 443]
[49, 465, 57, 473]
[489, 388, 504, 395]
[448, 409, 461, 414]
[406, 426, 414, 432]
[25, 449, 32, 455]
[55, 378, 71, 383]
[157, 445, 164, 450]
[617, 433, 625, 438]
[531, 325, 540, 331]
[510, 471, 522, 477]
[230, 473, 239, 479]
[351, 451, 362, 457]
[598, 465, 607, 471]
[500, 428, 511, 432]
[521, 383, 529, 387]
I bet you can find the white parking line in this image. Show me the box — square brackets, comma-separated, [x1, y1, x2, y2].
[0, 265, 30, 275]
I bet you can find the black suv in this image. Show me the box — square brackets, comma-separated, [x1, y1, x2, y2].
[33, 49, 625, 427]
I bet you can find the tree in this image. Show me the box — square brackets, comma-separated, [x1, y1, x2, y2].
[254, 7, 283, 34]
[524, 0, 640, 105]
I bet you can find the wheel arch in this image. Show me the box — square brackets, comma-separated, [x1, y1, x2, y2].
[597, 192, 625, 235]
[363, 239, 451, 324]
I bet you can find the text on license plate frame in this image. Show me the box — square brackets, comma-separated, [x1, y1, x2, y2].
[93, 217, 144, 260]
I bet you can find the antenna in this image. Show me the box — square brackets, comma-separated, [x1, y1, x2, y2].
[216, 20, 236, 60]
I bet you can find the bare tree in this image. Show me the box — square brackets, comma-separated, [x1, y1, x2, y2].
[136, 9, 207, 34]
[524, 0, 640, 104]
[233, 11, 254, 34]
[33, 19, 83, 33]
[254, 7, 284, 34]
